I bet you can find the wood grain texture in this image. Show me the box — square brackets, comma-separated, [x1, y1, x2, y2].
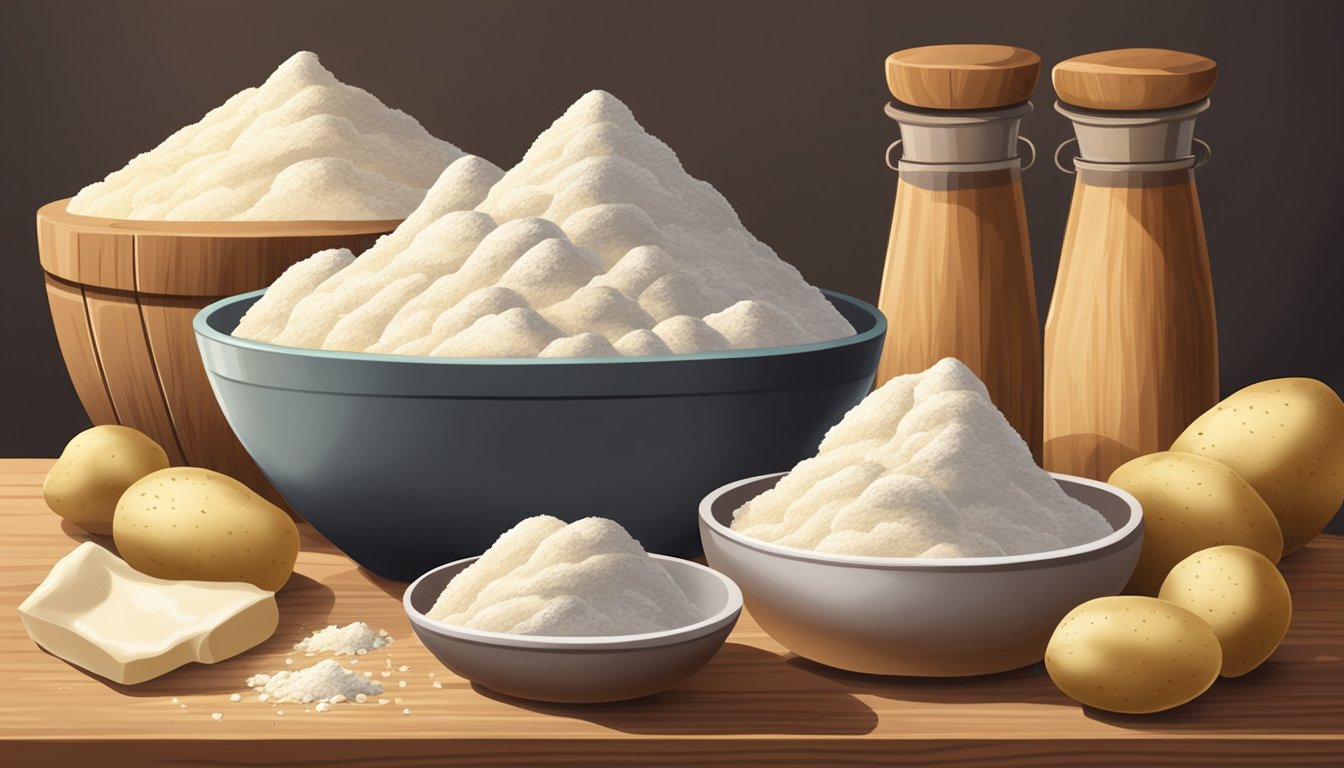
[886, 44, 1040, 109]
[82, 288, 188, 466]
[1053, 48, 1218, 110]
[38, 198, 398, 244]
[1043, 172, 1218, 480]
[36, 208, 136, 291]
[877, 171, 1043, 459]
[1, 460, 1340, 766]
[138, 297, 288, 509]
[133, 231, 383, 298]
[35, 198, 396, 514]
[42, 276, 118, 426]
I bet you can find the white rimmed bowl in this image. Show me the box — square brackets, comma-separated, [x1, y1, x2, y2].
[403, 554, 743, 703]
[699, 472, 1143, 677]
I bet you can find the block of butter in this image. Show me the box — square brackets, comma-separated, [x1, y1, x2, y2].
[18, 542, 279, 684]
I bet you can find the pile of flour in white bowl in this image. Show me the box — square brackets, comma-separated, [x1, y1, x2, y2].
[731, 358, 1112, 558]
[427, 516, 700, 636]
[233, 90, 853, 357]
[67, 51, 478, 221]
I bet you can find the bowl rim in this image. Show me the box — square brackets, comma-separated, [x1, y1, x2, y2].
[38, 198, 402, 236]
[700, 471, 1144, 571]
[403, 554, 744, 650]
[195, 288, 886, 367]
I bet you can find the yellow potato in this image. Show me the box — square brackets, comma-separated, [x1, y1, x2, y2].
[43, 425, 169, 535]
[1108, 452, 1282, 595]
[114, 467, 298, 591]
[1159, 545, 1292, 677]
[1045, 596, 1222, 714]
[1172, 378, 1344, 556]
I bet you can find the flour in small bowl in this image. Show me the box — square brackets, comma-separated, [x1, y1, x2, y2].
[293, 621, 391, 655]
[731, 358, 1112, 558]
[427, 516, 700, 636]
[246, 659, 382, 704]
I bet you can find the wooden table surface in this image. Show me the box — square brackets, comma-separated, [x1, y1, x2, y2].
[2, 458, 1341, 766]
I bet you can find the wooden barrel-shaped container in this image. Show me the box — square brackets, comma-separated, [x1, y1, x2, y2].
[37, 199, 397, 515]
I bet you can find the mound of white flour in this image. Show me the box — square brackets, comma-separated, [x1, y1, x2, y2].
[426, 516, 700, 636]
[246, 659, 382, 704]
[67, 51, 475, 221]
[293, 621, 390, 655]
[731, 358, 1112, 558]
[233, 90, 853, 356]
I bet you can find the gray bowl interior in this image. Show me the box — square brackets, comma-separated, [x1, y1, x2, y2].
[404, 556, 741, 703]
[195, 290, 885, 580]
[708, 473, 1137, 539]
[700, 473, 1143, 676]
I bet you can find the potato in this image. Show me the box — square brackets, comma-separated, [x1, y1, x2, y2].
[1045, 596, 1222, 714]
[1172, 378, 1344, 556]
[43, 425, 169, 535]
[114, 467, 298, 591]
[1107, 451, 1282, 595]
[1159, 545, 1292, 677]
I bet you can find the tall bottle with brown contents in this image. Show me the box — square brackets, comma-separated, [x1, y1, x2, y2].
[879, 45, 1044, 459]
[1044, 49, 1220, 479]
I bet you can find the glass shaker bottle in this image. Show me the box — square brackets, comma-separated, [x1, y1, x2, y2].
[879, 45, 1044, 458]
[1044, 49, 1220, 479]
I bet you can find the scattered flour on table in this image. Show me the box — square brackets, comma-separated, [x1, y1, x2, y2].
[67, 51, 485, 221]
[731, 358, 1113, 558]
[293, 621, 391, 655]
[246, 659, 382, 704]
[426, 516, 701, 636]
[233, 89, 853, 357]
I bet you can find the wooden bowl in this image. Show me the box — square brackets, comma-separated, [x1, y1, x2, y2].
[37, 198, 398, 514]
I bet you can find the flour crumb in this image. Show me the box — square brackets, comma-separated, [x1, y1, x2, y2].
[247, 659, 382, 705]
[228, 693, 242, 703]
[293, 622, 391, 655]
[210, 712, 223, 722]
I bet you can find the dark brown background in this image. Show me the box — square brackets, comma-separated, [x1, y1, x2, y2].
[1, 0, 1340, 529]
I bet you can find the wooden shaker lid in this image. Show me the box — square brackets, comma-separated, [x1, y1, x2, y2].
[1053, 48, 1218, 110]
[885, 44, 1041, 109]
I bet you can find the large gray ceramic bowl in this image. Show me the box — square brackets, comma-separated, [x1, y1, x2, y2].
[700, 472, 1143, 677]
[195, 290, 884, 580]
[404, 554, 742, 703]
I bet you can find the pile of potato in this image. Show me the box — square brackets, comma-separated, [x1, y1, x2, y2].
[1046, 377, 1344, 714]
[43, 425, 298, 592]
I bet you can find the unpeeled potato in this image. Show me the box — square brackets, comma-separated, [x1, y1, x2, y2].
[1160, 545, 1292, 677]
[114, 467, 298, 591]
[43, 425, 169, 535]
[1045, 596, 1222, 714]
[1172, 378, 1344, 555]
[1108, 451, 1283, 595]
